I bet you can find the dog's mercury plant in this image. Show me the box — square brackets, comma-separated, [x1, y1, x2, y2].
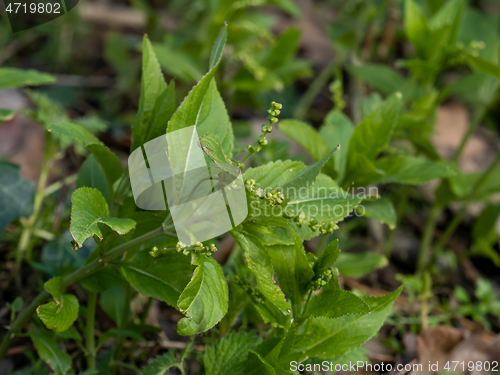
[0, 25, 405, 373]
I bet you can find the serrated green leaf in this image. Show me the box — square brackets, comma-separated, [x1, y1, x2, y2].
[176, 253, 228, 335]
[29, 328, 72, 374]
[246, 351, 276, 375]
[360, 198, 397, 229]
[231, 230, 290, 313]
[265, 220, 314, 304]
[143, 351, 180, 375]
[466, 53, 500, 79]
[210, 24, 228, 70]
[348, 65, 414, 98]
[306, 290, 369, 319]
[375, 156, 454, 185]
[320, 111, 354, 184]
[315, 239, 340, 275]
[167, 50, 233, 157]
[281, 147, 338, 200]
[0, 68, 55, 89]
[70, 187, 136, 247]
[347, 93, 403, 162]
[132, 36, 168, 150]
[146, 80, 176, 143]
[244, 160, 304, 188]
[121, 250, 194, 307]
[278, 119, 335, 175]
[47, 122, 123, 185]
[404, 0, 430, 58]
[37, 294, 79, 333]
[298, 286, 403, 358]
[198, 133, 234, 165]
[285, 173, 363, 223]
[76, 155, 111, 205]
[264, 28, 301, 68]
[36, 277, 79, 333]
[0, 162, 35, 234]
[342, 152, 384, 188]
[335, 252, 388, 278]
[204, 330, 261, 375]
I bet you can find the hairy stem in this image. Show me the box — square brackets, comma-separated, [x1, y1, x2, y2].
[86, 292, 97, 369]
[0, 226, 167, 362]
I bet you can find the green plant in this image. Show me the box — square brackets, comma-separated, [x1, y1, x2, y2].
[455, 279, 500, 330]
[0, 27, 404, 374]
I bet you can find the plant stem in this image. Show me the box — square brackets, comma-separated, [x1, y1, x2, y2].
[17, 136, 55, 264]
[416, 205, 440, 274]
[434, 150, 500, 253]
[85, 292, 97, 369]
[453, 106, 487, 162]
[0, 226, 167, 362]
[293, 62, 334, 121]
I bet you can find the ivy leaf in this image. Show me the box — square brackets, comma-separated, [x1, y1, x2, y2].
[132, 36, 168, 150]
[314, 239, 340, 275]
[231, 230, 290, 313]
[176, 253, 229, 335]
[209, 23, 228, 70]
[305, 290, 369, 319]
[47, 122, 123, 185]
[281, 147, 339, 200]
[70, 187, 136, 247]
[37, 277, 79, 333]
[375, 156, 454, 185]
[320, 111, 354, 184]
[204, 330, 261, 375]
[0, 68, 55, 89]
[335, 252, 388, 278]
[121, 250, 194, 307]
[360, 198, 397, 229]
[298, 286, 403, 358]
[143, 351, 181, 375]
[0, 162, 35, 235]
[29, 328, 72, 374]
[347, 93, 403, 163]
[244, 160, 304, 188]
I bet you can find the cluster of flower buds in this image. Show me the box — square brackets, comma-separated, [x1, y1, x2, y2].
[283, 209, 339, 234]
[175, 241, 217, 257]
[329, 79, 346, 111]
[446, 40, 486, 66]
[233, 276, 265, 304]
[246, 101, 283, 154]
[308, 268, 334, 291]
[245, 179, 285, 207]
